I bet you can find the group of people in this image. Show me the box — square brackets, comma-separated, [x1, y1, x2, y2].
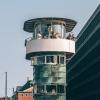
[66, 32, 76, 41]
[37, 31, 61, 39]
[24, 32, 76, 46]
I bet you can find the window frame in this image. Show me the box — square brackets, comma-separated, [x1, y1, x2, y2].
[31, 55, 66, 65]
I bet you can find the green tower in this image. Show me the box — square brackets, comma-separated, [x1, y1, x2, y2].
[23, 17, 76, 100]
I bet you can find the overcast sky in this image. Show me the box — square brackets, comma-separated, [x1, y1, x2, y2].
[0, 0, 99, 97]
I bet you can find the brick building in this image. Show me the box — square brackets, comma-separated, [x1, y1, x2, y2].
[12, 80, 33, 100]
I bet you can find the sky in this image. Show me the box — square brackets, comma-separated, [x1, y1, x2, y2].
[0, 0, 99, 97]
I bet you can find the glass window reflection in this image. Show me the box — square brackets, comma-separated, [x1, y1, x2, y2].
[34, 24, 66, 39]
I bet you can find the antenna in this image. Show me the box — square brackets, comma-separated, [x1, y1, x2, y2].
[5, 72, 7, 100]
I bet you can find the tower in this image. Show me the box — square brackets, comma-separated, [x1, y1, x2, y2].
[23, 17, 76, 100]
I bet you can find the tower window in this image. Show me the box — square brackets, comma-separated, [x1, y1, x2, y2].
[57, 85, 65, 93]
[46, 56, 54, 63]
[57, 56, 66, 64]
[60, 56, 65, 64]
[37, 56, 45, 64]
[46, 85, 56, 94]
[34, 23, 66, 39]
[37, 85, 44, 93]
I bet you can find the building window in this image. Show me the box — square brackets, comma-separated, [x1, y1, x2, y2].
[46, 56, 54, 63]
[57, 85, 65, 93]
[34, 23, 66, 39]
[31, 55, 66, 65]
[57, 56, 66, 64]
[60, 56, 65, 64]
[31, 56, 45, 65]
[46, 85, 56, 94]
[37, 56, 45, 64]
[37, 85, 44, 93]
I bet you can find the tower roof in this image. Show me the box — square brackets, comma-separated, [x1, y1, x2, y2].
[23, 17, 77, 33]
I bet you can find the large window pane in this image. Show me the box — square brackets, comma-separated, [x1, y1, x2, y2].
[46, 56, 54, 63]
[34, 23, 66, 39]
[37, 56, 45, 64]
[46, 85, 56, 93]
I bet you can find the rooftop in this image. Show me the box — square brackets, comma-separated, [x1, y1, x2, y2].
[23, 17, 77, 33]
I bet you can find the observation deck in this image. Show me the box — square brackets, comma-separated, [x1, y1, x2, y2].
[24, 17, 77, 60]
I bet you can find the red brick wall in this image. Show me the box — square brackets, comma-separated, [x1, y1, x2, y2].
[17, 93, 33, 100]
